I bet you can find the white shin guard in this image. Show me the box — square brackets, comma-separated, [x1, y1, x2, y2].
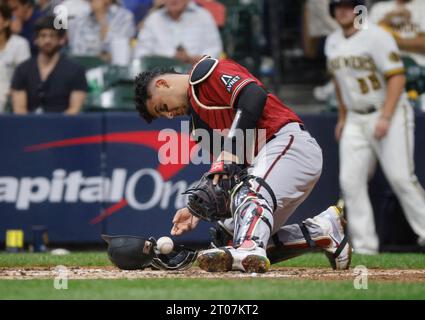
[233, 196, 274, 248]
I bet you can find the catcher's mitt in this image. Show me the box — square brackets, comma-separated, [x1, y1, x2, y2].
[183, 161, 246, 222]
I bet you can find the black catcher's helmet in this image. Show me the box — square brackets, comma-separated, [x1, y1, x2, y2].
[102, 235, 156, 270]
[102, 234, 197, 271]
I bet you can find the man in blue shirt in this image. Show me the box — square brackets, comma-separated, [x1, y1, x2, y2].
[8, 0, 44, 55]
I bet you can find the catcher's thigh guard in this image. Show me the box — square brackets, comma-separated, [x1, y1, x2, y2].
[231, 181, 274, 248]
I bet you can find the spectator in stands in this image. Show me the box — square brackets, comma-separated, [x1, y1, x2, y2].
[302, 0, 339, 60]
[135, 0, 164, 30]
[370, 0, 425, 66]
[134, 0, 222, 64]
[36, 0, 55, 15]
[0, 3, 30, 112]
[121, 0, 153, 26]
[302, 0, 339, 102]
[7, 0, 43, 55]
[11, 15, 88, 114]
[194, 0, 226, 28]
[60, 0, 91, 20]
[68, 0, 135, 61]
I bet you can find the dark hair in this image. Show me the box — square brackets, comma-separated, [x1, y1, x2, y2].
[0, 4, 12, 39]
[34, 15, 66, 38]
[134, 68, 179, 123]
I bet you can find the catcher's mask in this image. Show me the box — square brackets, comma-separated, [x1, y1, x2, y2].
[102, 235, 156, 270]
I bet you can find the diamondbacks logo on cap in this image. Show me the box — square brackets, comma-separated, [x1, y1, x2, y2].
[221, 74, 241, 93]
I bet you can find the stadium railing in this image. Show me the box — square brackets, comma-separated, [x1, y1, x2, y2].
[82, 56, 191, 112]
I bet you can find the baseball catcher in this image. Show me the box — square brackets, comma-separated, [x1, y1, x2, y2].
[134, 55, 352, 273]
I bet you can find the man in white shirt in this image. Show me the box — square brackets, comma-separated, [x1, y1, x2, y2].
[326, 0, 425, 254]
[68, 0, 135, 61]
[370, 0, 425, 66]
[60, 0, 91, 20]
[134, 0, 222, 64]
[0, 3, 30, 112]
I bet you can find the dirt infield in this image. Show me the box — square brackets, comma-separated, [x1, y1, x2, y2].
[1, 266, 424, 282]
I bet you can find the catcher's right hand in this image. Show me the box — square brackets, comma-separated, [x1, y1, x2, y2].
[171, 207, 200, 236]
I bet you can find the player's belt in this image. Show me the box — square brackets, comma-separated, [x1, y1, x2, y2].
[352, 106, 377, 114]
[267, 123, 306, 143]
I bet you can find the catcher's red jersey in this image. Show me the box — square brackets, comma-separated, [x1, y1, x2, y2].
[188, 57, 302, 141]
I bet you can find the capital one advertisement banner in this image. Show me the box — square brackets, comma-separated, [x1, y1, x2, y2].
[0, 113, 209, 243]
[1, 112, 424, 245]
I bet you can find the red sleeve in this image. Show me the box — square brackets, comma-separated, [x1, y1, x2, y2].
[196, 59, 258, 108]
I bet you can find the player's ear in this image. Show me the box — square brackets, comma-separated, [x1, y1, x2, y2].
[155, 79, 170, 88]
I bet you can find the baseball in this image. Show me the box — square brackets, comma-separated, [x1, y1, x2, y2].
[156, 236, 174, 254]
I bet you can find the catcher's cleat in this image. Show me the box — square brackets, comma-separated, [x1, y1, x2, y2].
[197, 247, 233, 272]
[241, 254, 270, 273]
[319, 206, 352, 270]
[197, 241, 270, 273]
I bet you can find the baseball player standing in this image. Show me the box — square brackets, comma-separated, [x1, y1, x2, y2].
[134, 55, 351, 273]
[326, 0, 425, 254]
[369, 0, 425, 67]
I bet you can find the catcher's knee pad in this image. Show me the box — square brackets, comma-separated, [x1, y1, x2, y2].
[231, 180, 274, 248]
